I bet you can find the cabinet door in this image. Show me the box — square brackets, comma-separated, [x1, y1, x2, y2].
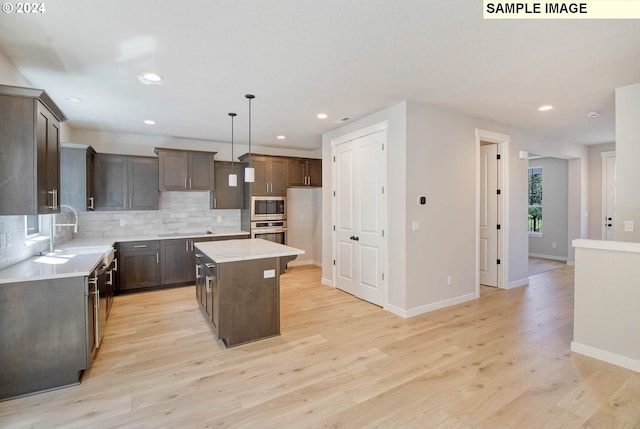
[269, 158, 288, 196]
[86, 150, 95, 210]
[128, 157, 159, 210]
[118, 250, 161, 291]
[307, 159, 322, 187]
[94, 155, 127, 211]
[189, 152, 215, 190]
[158, 150, 188, 191]
[60, 147, 88, 211]
[287, 159, 306, 187]
[250, 157, 269, 196]
[47, 117, 60, 212]
[212, 161, 244, 209]
[161, 239, 194, 285]
[35, 102, 51, 214]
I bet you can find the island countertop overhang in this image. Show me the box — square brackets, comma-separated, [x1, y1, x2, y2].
[194, 239, 304, 264]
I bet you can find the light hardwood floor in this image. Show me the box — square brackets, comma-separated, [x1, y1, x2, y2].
[528, 256, 567, 276]
[1, 265, 639, 428]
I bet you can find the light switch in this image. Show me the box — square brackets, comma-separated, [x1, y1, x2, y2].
[412, 221, 421, 231]
[624, 220, 634, 232]
[217, 216, 222, 223]
[264, 269, 275, 279]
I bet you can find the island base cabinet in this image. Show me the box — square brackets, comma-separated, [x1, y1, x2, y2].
[0, 277, 88, 400]
[198, 257, 280, 347]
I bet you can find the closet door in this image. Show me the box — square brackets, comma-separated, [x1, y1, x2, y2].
[333, 130, 385, 306]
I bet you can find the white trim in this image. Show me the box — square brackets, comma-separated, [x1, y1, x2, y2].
[287, 260, 322, 268]
[507, 277, 529, 289]
[321, 277, 334, 287]
[528, 253, 567, 262]
[528, 232, 543, 238]
[476, 129, 510, 291]
[601, 151, 616, 240]
[571, 341, 640, 373]
[386, 292, 478, 319]
[329, 121, 388, 147]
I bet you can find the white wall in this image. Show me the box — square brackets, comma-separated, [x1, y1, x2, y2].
[614, 83, 640, 242]
[0, 48, 30, 87]
[587, 143, 616, 239]
[287, 188, 322, 267]
[528, 157, 568, 260]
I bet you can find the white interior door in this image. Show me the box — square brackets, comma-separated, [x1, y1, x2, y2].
[479, 144, 498, 287]
[334, 130, 385, 306]
[602, 153, 616, 240]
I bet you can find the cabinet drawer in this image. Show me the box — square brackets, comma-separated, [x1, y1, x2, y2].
[119, 240, 160, 252]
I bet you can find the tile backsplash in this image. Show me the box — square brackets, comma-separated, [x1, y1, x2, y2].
[75, 191, 241, 239]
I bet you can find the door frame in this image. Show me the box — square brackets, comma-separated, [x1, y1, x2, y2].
[330, 121, 389, 308]
[476, 129, 510, 291]
[601, 150, 616, 240]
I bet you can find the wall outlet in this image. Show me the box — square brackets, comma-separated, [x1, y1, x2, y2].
[299, 213, 304, 221]
[412, 221, 421, 231]
[119, 219, 125, 227]
[624, 220, 634, 232]
[447, 275, 452, 285]
[552, 242, 557, 249]
[217, 216, 222, 223]
[0, 233, 6, 248]
[264, 269, 275, 279]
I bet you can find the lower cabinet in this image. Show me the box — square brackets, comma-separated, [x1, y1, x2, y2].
[117, 241, 161, 292]
[118, 235, 248, 294]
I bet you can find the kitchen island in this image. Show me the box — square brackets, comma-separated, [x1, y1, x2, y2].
[194, 239, 304, 347]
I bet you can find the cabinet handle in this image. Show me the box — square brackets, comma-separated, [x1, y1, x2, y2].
[191, 241, 194, 251]
[189, 178, 192, 188]
[185, 178, 187, 188]
[106, 270, 113, 286]
[266, 183, 268, 193]
[214, 198, 217, 208]
[88, 196, 94, 210]
[114, 258, 118, 271]
[129, 197, 132, 209]
[205, 262, 216, 268]
[195, 253, 204, 258]
[205, 276, 212, 293]
[48, 189, 58, 210]
[133, 244, 147, 248]
[195, 264, 201, 279]
[186, 241, 189, 252]
[156, 252, 159, 264]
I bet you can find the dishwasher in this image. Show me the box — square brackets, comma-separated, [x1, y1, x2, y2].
[87, 263, 108, 361]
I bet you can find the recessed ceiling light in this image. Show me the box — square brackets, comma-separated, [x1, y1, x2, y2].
[64, 96, 82, 103]
[317, 113, 328, 119]
[538, 105, 553, 112]
[138, 72, 163, 85]
[587, 111, 600, 118]
[277, 135, 286, 140]
[143, 119, 157, 125]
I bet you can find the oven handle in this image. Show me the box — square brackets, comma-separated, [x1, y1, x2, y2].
[252, 228, 287, 234]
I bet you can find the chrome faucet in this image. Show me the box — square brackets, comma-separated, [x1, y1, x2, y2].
[49, 205, 80, 253]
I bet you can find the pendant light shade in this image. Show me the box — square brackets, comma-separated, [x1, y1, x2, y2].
[244, 94, 255, 183]
[228, 112, 238, 187]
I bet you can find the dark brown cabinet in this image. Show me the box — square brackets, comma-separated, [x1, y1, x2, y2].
[0, 85, 66, 215]
[239, 154, 288, 196]
[211, 161, 244, 209]
[287, 158, 322, 187]
[94, 154, 159, 211]
[60, 144, 95, 211]
[117, 241, 161, 292]
[161, 238, 196, 285]
[155, 148, 216, 191]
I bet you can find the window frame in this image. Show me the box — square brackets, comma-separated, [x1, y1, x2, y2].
[528, 165, 543, 237]
[24, 215, 40, 239]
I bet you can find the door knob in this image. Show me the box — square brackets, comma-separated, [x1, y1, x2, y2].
[350, 236, 355, 240]
[354, 236, 359, 241]
[607, 224, 612, 227]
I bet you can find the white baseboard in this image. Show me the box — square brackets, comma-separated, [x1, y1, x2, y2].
[566, 260, 575, 266]
[386, 292, 478, 319]
[507, 278, 529, 289]
[571, 341, 640, 373]
[321, 277, 333, 287]
[287, 259, 322, 268]
[529, 253, 568, 262]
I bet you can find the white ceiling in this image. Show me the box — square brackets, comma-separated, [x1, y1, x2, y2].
[1, 1, 639, 151]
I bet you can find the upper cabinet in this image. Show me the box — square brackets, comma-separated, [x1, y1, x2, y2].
[155, 148, 216, 191]
[211, 161, 244, 209]
[0, 84, 67, 215]
[287, 158, 322, 188]
[94, 154, 159, 211]
[60, 144, 96, 212]
[239, 154, 288, 196]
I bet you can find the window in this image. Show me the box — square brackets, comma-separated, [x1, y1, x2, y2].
[25, 215, 40, 238]
[528, 166, 542, 235]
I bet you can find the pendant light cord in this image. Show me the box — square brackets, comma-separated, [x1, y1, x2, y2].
[246, 94, 255, 163]
[228, 112, 237, 173]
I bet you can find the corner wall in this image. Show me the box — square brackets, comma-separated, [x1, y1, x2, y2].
[587, 143, 616, 239]
[615, 83, 640, 242]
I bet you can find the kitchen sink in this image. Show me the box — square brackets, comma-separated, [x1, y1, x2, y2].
[50, 245, 115, 266]
[157, 231, 214, 237]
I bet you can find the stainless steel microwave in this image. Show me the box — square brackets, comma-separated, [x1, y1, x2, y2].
[250, 196, 286, 221]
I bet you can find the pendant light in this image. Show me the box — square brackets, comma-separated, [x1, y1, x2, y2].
[228, 112, 238, 187]
[244, 94, 256, 183]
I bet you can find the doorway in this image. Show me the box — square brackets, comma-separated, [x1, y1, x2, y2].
[476, 129, 509, 291]
[332, 123, 387, 307]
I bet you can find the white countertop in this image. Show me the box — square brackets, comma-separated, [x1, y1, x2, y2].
[195, 239, 304, 263]
[573, 239, 640, 253]
[0, 230, 250, 284]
